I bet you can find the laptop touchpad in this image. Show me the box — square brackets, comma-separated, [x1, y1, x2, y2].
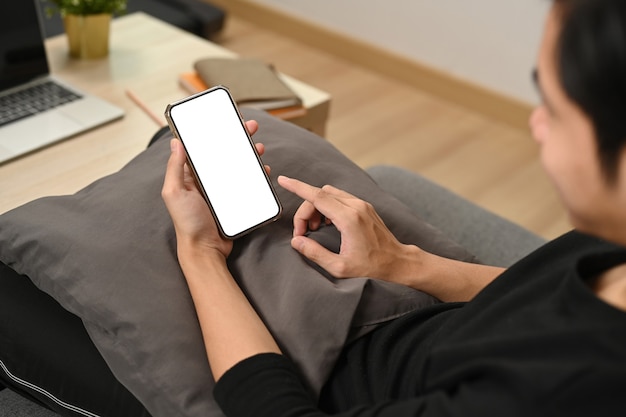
[1, 111, 82, 153]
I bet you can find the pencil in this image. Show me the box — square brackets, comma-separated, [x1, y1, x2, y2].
[125, 89, 166, 127]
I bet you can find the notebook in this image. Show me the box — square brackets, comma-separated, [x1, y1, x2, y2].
[193, 58, 303, 110]
[0, 1, 124, 165]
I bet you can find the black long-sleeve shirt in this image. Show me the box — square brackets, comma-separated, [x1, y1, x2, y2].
[214, 231, 626, 416]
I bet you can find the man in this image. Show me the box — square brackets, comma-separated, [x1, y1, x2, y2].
[162, 0, 626, 415]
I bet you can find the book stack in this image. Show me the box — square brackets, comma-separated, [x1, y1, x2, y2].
[179, 57, 306, 120]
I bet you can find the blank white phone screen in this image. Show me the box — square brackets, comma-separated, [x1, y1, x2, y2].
[169, 88, 281, 238]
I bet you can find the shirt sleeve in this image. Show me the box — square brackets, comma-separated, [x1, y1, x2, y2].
[213, 353, 322, 417]
[213, 353, 436, 417]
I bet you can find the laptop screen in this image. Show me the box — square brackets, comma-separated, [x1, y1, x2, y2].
[0, 1, 49, 91]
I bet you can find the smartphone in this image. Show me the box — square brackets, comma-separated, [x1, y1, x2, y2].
[164, 86, 282, 239]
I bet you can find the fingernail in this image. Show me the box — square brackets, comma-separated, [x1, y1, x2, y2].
[291, 236, 304, 251]
[170, 139, 176, 153]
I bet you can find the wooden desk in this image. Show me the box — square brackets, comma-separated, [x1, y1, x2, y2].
[0, 13, 330, 214]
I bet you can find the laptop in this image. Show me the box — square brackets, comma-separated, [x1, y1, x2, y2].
[0, 1, 124, 164]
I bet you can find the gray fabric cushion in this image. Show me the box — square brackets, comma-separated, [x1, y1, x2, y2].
[0, 109, 475, 417]
[366, 165, 547, 267]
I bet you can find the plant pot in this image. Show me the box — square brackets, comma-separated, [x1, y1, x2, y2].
[63, 13, 111, 59]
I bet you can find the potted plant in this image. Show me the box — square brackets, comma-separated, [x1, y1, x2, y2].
[44, 0, 128, 59]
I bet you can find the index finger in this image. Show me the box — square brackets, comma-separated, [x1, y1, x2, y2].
[278, 176, 356, 203]
[277, 175, 321, 201]
[278, 175, 351, 224]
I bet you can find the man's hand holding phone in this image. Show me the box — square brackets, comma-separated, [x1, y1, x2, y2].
[162, 120, 263, 259]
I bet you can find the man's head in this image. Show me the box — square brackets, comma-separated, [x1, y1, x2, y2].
[553, 0, 626, 181]
[530, 0, 626, 244]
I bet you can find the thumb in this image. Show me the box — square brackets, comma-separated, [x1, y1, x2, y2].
[291, 236, 336, 270]
[162, 139, 186, 198]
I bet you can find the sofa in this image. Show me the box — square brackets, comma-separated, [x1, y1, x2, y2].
[0, 109, 546, 417]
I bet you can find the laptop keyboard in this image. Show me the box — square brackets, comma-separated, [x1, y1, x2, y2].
[0, 81, 82, 127]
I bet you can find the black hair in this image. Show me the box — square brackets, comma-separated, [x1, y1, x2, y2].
[554, 0, 626, 181]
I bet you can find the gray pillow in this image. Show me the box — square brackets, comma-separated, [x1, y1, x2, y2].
[0, 109, 475, 417]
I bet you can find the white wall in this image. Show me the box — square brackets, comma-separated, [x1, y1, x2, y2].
[247, 0, 551, 104]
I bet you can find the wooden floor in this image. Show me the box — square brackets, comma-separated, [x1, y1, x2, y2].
[215, 16, 570, 240]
